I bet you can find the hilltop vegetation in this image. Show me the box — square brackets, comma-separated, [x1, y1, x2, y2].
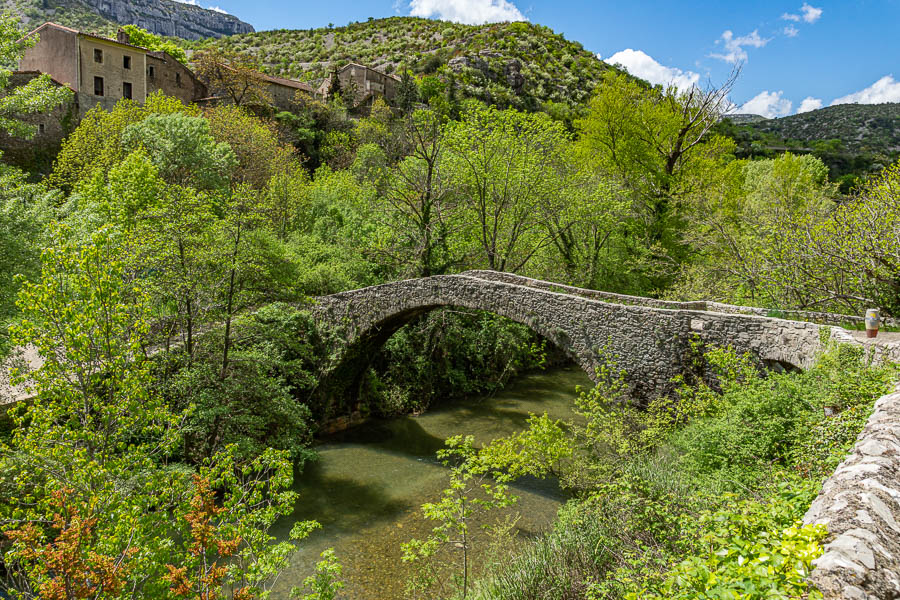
[193, 17, 623, 112]
[718, 102, 900, 190]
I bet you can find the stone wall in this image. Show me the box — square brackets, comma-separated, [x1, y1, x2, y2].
[804, 383, 900, 599]
[147, 52, 205, 106]
[0, 72, 77, 172]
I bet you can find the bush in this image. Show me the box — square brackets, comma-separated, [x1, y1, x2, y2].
[155, 304, 325, 463]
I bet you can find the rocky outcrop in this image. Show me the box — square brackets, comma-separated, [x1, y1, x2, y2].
[80, 0, 254, 39]
[448, 50, 525, 94]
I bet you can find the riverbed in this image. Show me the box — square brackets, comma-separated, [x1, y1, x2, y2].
[269, 366, 592, 599]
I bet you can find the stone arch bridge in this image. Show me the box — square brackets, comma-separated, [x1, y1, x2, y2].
[312, 270, 844, 401]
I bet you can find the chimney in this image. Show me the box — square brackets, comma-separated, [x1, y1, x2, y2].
[117, 28, 130, 45]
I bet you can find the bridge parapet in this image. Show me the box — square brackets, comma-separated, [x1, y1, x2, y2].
[461, 271, 895, 328]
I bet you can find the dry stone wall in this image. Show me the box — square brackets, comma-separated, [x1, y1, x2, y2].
[805, 383, 900, 599]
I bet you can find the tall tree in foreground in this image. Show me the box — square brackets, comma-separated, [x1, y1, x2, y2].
[759, 159, 900, 315]
[0, 225, 317, 599]
[374, 108, 459, 277]
[577, 70, 737, 292]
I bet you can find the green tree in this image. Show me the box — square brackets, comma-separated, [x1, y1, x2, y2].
[50, 92, 197, 192]
[672, 153, 836, 305]
[0, 13, 71, 139]
[120, 24, 188, 64]
[762, 159, 900, 314]
[396, 70, 420, 114]
[122, 112, 237, 191]
[375, 109, 459, 276]
[443, 104, 570, 273]
[402, 436, 517, 599]
[576, 70, 737, 291]
[0, 225, 316, 599]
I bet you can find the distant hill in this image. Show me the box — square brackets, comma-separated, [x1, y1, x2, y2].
[725, 113, 767, 125]
[757, 103, 900, 154]
[4, 0, 254, 40]
[718, 103, 900, 190]
[192, 17, 623, 111]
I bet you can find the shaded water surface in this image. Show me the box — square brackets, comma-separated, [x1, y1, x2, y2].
[270, 367, 592, 599]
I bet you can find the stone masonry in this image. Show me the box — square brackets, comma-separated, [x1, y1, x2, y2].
[312, 271, 832, 400]
[804, 383, 900, 599]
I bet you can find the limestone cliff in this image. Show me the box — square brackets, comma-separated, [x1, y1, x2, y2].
[80, 0, 254, 39]
[7, 0, 254, 40]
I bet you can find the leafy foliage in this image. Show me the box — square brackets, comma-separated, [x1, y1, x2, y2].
[469, 342, 895, 600]
[121, 24, 188, 64]
[0, 13, 70, 138]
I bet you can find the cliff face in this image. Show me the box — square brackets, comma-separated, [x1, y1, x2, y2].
[81, 0, 254, 39]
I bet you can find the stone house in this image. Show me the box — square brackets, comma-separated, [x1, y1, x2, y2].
[17, 22, 206, 117]
[194, 63, 315, 113]
[260, 72, 315, 111]
[317, 63, 400, 110]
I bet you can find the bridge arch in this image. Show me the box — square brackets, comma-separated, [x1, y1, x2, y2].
[311, 273, 829, 404]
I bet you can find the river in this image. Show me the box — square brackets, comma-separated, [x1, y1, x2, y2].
[269, 366, 593, 599]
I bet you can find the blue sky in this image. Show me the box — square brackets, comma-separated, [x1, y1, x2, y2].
[181, 0, 900, 118]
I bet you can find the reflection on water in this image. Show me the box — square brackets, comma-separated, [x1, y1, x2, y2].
[270, 366, 593, 600]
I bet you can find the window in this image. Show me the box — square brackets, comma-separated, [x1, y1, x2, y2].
[148, 65, 155, 78]
[123, 55, 131, 69]
[38, 124, 45, 134]
[175, 72, 182, 87]
[94, 76, 104, 96]
[94, 48, 103, 63]
[123, 81, 132, 100]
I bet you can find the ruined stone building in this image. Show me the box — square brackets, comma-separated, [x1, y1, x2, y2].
[317, 63, 400, 111]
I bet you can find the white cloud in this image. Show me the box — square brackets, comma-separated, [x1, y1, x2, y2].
[797, 97, 823, 113]
[604, 49, 700, 92]
[782, 3, 822, 24]
[831, 75, 900, 105]
[408, 0, 525, 24]
[710, 29, 770, 64]
[801, 3, 823, 23]
[783, 25, 799, 37]
[208, 5, 228, 13]
[740, 90, 792, 118]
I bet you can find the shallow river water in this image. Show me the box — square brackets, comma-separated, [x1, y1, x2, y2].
[269, 366, 593, 599]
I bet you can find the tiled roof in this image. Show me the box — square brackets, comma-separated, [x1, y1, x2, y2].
[24, 22, 151, 53]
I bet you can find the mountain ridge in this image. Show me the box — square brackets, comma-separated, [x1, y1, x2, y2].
[190, 17, 623, 111]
